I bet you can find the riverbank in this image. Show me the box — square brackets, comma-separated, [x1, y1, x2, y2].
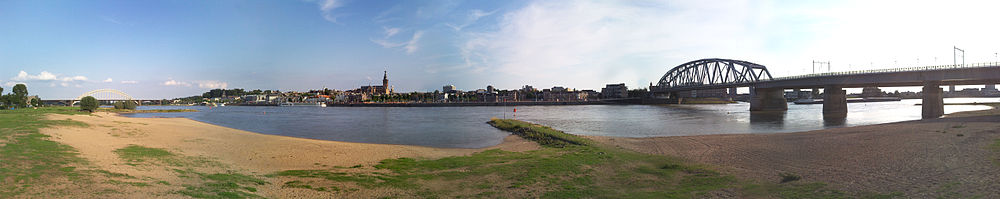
[587, 103, 1000, 198]
[30, 111, 538, 198]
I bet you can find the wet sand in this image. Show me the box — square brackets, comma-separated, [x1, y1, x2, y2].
[40, 112, 538, 198]
[588, 108, 1000, 197]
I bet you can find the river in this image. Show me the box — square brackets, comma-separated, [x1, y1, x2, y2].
[124, 97, 999, 148]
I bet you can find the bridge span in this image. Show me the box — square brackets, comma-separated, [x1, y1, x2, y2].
[651, 59, 1000, 119]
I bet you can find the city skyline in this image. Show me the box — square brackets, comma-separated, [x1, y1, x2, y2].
[3, 0, 1000, 99]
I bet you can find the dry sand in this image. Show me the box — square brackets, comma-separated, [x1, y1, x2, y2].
[39, 112, 538, 198]
[589, 109, 1000, 197]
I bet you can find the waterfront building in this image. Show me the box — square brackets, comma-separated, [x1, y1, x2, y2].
[601, 83, 628, 99]
[521, 85, 537, 93]
[542, 87, 588, 102]
[443, 85, 457, 93]
[357, 70, 393, 95]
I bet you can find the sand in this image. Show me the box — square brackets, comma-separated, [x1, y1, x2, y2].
[589, 111, 1000, 197]
[39, 112, 538, 198]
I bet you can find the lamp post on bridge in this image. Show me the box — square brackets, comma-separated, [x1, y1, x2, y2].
[954, 46, 965, 67]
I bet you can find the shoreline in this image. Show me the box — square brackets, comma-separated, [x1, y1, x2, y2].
[42, 112, 539, 172]
[587, 104, 1000, 197]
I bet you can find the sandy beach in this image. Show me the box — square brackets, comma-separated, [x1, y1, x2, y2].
[588, 108, 1000, 198]
[39, 112, 538, 198]
[29, 106, 1000, 198]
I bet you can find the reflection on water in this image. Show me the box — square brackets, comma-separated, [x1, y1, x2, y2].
[749, 111, 785, 130]
[126, 98, 997, 148]
[823, 115, 847, 127]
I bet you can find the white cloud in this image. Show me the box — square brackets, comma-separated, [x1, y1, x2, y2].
[13, 71, 58, 81]
[404, 31, 424, 54]
[445, 9, 497, 31]
[383, 26, 401, 38]
[370, 31, 424, 54]
[103, 78, 113, 83]
[121, 80, 138, 84]
[197, 81, 228, 89]
[12, 71, 89, 84]
[162, 79, 191, 87]
[4, 82, 26, 87]
[317, 0, 345, 23]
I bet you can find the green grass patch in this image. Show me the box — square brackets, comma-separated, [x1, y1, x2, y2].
[107, 179, 151, 187]
[114, 145, 175, 162]
[487, 118, 592, 147]
[273, 119, 744, 198]
[0, 107, 92, 197]
[172, 170, 268, 199]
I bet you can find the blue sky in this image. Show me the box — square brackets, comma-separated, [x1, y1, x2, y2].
[2, 0, 1000, 99]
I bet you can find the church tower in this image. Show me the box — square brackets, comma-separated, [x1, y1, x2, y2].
[382, 70, 389, 94]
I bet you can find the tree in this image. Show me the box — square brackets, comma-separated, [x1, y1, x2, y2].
[30, 98, 40, 107]
[80, 96, 98, 112]
[11, 84, 27, 108]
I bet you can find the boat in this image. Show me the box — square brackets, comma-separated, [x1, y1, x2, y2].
[279, 102, 327, 107]
[793, 98, 823, 104]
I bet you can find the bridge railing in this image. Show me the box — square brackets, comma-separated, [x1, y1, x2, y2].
[767, 62, 1000, 81]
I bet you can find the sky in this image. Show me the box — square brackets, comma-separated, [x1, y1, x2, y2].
[2, 0, 1000, 99]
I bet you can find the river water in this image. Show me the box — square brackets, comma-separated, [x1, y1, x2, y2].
[124, 98, 999, 148]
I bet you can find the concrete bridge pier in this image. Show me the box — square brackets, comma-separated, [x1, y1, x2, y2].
[922, 82, 944, 119]
[750, 88, 788, 111]
[822, 86, 847, 118]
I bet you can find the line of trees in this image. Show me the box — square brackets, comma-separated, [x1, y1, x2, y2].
[0, 84, 33, 109]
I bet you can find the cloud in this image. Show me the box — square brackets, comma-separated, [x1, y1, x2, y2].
[13, 71, 57, 81]
[101, 15, 126, 25]
[317, 0, 345, 23]
[370, 31, 424, 54]
[4, 82, 26, 87]
[120, 80, 138, 84]
[404, 31, 424, 54]
[162, 79, 191, 87]
[453, 0, 805, 88]
[445, 9, 497, 31]
[12, 71, 88, 84]
[103, 78, 113, 83]
[383, 26, 401, 38]
[197, 81, 228, 89]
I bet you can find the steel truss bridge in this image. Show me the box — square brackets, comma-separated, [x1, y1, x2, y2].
[651, 58, 1000, 119]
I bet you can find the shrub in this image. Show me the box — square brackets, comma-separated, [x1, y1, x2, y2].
[80, 96, 98, 112]
[114, 100, 137, 110]
[30, 98, 41, 107]
[779, 172, 801, 183]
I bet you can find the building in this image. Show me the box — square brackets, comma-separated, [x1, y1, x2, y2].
[601, 83, 628, 99]
[443, 85, 457, 93]
[486, 85, 495, 93]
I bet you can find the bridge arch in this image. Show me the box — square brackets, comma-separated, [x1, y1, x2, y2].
[655, 58, 774, 90]
[72, 89, 135, 106]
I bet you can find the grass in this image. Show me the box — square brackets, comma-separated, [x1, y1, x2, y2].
[176, 172, 268, 199]
[0, 107, 91, 197]
[111, 145, 267, 199]
[272, 119, 741, 198]
[486, 118, 593, 147]
[114, 145, 175, 162]
[779, 172, 802, 183]
[273, 119, 905, 198]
